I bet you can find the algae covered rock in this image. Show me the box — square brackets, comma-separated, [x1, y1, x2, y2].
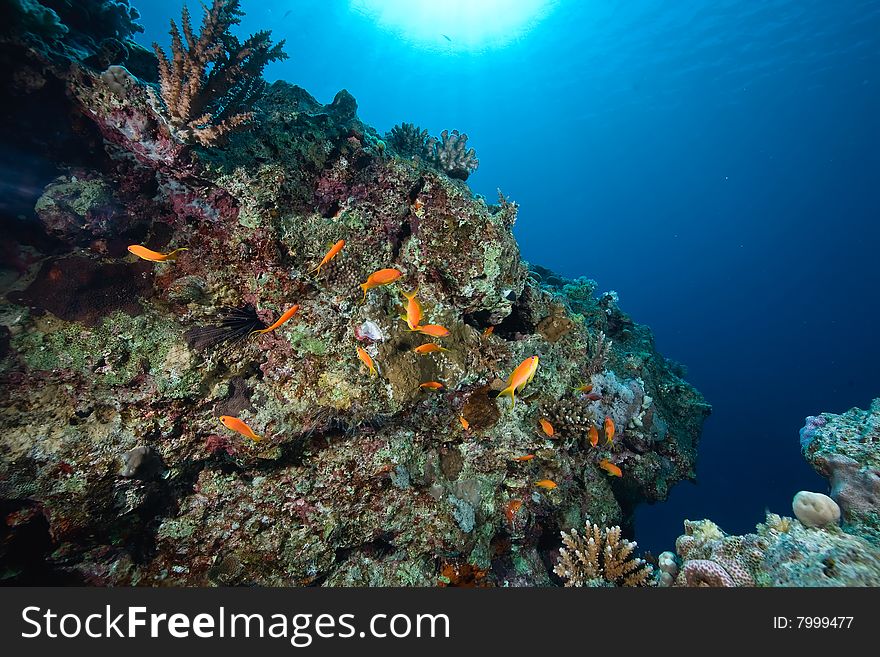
[0, 1, 710, 586]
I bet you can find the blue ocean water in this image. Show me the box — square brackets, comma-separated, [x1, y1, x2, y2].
[139, 0, 880, 554]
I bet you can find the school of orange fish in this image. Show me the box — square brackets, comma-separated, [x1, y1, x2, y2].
[128, 237, 624, 489]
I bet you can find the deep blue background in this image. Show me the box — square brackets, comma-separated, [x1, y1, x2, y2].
[137, 0, 880, 553]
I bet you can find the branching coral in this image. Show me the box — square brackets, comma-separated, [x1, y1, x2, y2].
[554, 520, 654, 586]
[385, 122, 433, 159]
[429, 129, 479, 180]
[151, 0, 286, 146]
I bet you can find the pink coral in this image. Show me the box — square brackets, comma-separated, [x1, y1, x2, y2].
[680, 559, 736, 587]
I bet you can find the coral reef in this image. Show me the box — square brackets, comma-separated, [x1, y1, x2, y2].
[669, 399, 880, 586]
[800, 399, 880, 545]
[0, 1, 709, 586]
[553, 520, 653, 586]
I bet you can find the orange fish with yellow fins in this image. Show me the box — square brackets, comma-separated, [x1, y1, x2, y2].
[219, 415, 262, 441]
[357, 346, 377, 376]
[419, 381, 444, 390]
[252, 305, 299, 335]
[589, 424, 599, 448]
[400, 288, 423, 331]
[359, 268, 402, 300]
[604, 416, 616, 445]
[414, 343, 447, 355]
[313, 239, 345, 275]
[535, 479, 557, 490]
[416, 324, 450, 338]
[127, 245, 188, 262]
[459, 415, 470, 430]
[539, 418, 554, 437]
[599, 459, 622, 477]
[497, 356, 539, 408]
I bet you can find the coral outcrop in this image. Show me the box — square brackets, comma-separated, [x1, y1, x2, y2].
[0, 1, 709, 585]
[670, 399, 880, 586]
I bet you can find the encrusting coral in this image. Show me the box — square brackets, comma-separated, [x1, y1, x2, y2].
[150, 0, 287, 146]
[553, 520, 653, 587]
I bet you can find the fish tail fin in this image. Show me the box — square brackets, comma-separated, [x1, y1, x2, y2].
[402, 286, 419, 300]
[498, 386, 516, 409]
[167, 248, 189, 260]
[360, 284, 368, 302]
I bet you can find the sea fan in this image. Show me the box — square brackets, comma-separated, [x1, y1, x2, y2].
[186, 305, 266, 350]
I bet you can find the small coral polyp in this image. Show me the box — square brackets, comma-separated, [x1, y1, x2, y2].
[0, 0, 710, 586]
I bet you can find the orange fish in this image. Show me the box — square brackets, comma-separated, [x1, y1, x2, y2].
[219, 415, 262, 441]
[589, 425, 599, 448]
[359, 268, 402, 300]
[599, 459, 622, 477]
[127, 245, 188, 262]
[412, 199, 424, 212]
[539, 418, 554, 437]
[420, 381, 444, 390]
[498, 356, 539, 408]
[604, 416, 616, 444]
[414, 343, 447, 355]
[357, 346, 377, 376]
[504, 499, 523, 524]
[483, 326, 495, 336]
[313, 239, 345, 274]
[416, 324, 450, 338]
[252, 305, 299, 335]
[400, 287, 423, 330]
[535, 479, 557, 490]
[513, 454, 535, 462]
[459, 415, 470, 430]
[574, 383, 593, 393]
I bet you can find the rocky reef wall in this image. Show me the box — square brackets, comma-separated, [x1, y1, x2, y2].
[0, 1, 709, 585]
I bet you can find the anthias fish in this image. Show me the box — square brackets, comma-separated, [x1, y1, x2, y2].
[459, 415, 470, 430]
[589, 425, 599, 447]
[252, 304, 299, 335]
[599, 459, 622, 477]
[420, 381, 444, 390]
[574, 383, 593, 393]
[513, 454, 535, 462]
[360, 268, 402, 300]
[534, 479, 557, 490]
[539, 418, 554, 437]
[416, 324, 450, 338]
[127, 245, 188, 262]
[313, 239, 345, 274]
[498, 356, 539, 408]
[414, 343, 447, 354]
[357, 346, 377, 376]
[604, 416, 616, 444]
[219, 415, 262, 441]
[401, 288, 423, 330]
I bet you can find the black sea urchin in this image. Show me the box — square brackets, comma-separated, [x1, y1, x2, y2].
[185, 305, 266, 351]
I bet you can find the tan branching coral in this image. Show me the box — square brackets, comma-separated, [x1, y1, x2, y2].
[554, 520, 654, 586]
[151, 0, 286, 146]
